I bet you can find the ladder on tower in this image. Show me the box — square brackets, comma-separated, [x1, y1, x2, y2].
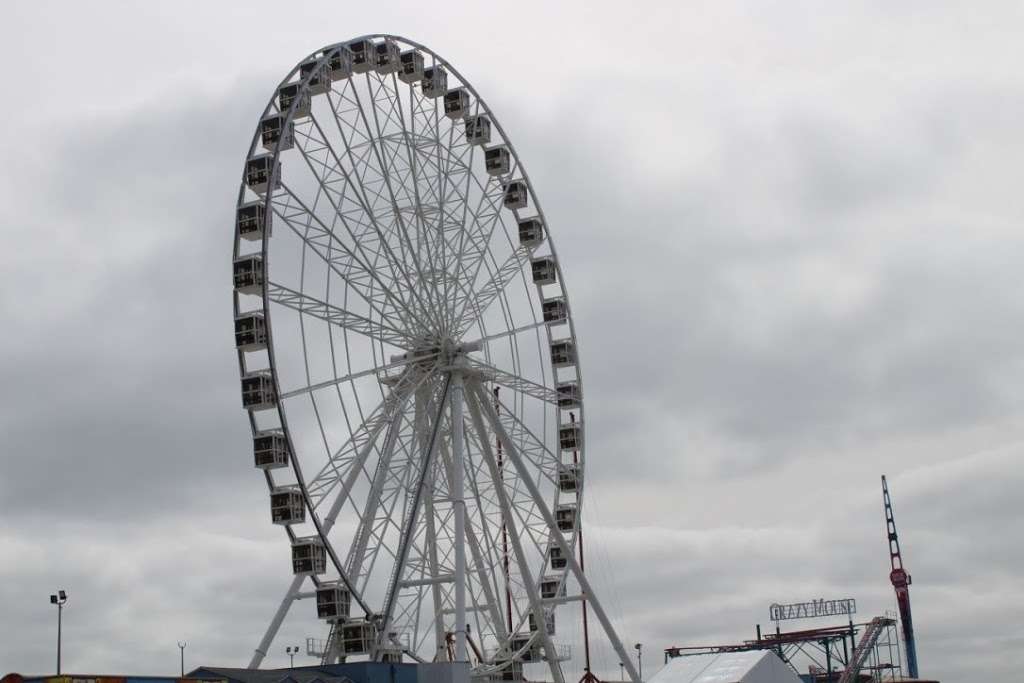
[321, 621, 339, 665]
[837, 617, 893, 683]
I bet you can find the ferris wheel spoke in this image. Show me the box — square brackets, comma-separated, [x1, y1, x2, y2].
[270, 182, 426, 336]
[296, 108, 434, 334]
[346, 407, 420, 586]
[443, 124, 511, 332]
[357, 73, 448, 330]
[319, 83, 444, 332]
[452, 245, 532, 338]
[404, 79, 453, 306]
[279, 352, 437, 400]
[439, 436, 510, 646]
[305, 365, 430, 505]
[267, 280, 412, 348]
[347, 377, 447, 594]
[463, 320, 548, 348]
[380, 375, 453, 634]
[464, 388, 565, 682]
[308, 84, 417, 299]
[386, 72, 468, 335]
[284, 115, 411, 301]
[468, 358, 559, 405]
[438, 178, 507, 333]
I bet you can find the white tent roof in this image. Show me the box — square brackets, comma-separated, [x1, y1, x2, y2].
[646, 650, 801, 683]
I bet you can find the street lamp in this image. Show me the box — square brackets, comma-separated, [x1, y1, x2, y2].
[178, 641, 187, 676]
[286, 645, 299, 668]
[49, 590, 68, 675]
[634, 643, 643, 681]
[619, 662, 624, 681]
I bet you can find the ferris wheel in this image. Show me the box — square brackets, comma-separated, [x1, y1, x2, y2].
[232, 35, 639, 683]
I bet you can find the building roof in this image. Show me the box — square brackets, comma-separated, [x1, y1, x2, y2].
[649, 651, 802, 683]
[188, 667, 355, 683]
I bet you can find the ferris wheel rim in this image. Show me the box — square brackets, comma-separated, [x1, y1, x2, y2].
[233, 34, 589, 670]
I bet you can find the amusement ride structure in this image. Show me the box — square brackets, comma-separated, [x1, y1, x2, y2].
[231, 34, 637, 683]
[881, 476, 918, 680]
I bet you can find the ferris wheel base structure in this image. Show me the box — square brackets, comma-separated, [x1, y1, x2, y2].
[233, 34, 640, 683]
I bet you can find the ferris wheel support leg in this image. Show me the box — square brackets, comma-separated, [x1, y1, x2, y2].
[248, 573, 305, 669]
[421, 385, 449, 658]
[465, 389, 565, 683]
[469, 382, 642, 683]
[450, 370, 469, 664]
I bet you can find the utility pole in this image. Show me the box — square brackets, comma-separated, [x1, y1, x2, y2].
[178, 641, 187, 676]
[49, 590, 68, 674]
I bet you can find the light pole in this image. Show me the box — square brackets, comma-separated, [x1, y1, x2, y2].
[619, 662, 624, 681]
[286, 645, 299, 668]
[634, 643, 643, 682]
[178, 641, 187, 676]
[49, 590, 68, 674]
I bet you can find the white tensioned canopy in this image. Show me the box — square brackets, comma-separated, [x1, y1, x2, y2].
[231, 35, 638, 683]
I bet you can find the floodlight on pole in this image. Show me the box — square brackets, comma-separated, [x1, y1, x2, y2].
[178, 641, 187, 676]
[286, 645, 299, 668]
[50, 590, 68, 675]
[634, 643, 643, 681]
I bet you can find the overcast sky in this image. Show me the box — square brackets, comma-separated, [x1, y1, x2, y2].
[2, 2, 1023, 682]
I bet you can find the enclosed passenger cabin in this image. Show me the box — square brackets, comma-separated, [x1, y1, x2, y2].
[422, 65, 448, 98]
[465, 115, 491, 145]
[518, 218, 544, 248]
[327, 45, 353, 81]
[254, 430, 289, 469]
[374, 38, 400, 74]
[278, 82, 311, 119]
[529, 610, 556, 636]
[399, 49, 424, 83]
[542, 297, 567, 324]
[339, 619, 377, 655]
[510, 634, 540, 662]
[503, 180, 527, 209]
[539, 576, 565, 600]
[349, 39, 374, 74]
[270, 486, 305, 525]
[559, 424, 581, 451]
[444, 88, 471, 119]
[291, 537, 327, 575]
[234, 312, 267, 351]
[556, 382, 580, 408]
[558, 464, 580, 493]
[245, 154, 279, 194]
[236, 201, 267, 241]
[485, 146, 511, 176]
[233, 254, 264, 295]
[550, 340, 576, 368]
[315, 582, 351, 621]
[531, 258, 557, 286]
[260, 114, 294, 151]
[299, 59, 331, 95]
[556, 503, 577, 532]
[547, 540, 567, 570]
[241, 371, 276, 411]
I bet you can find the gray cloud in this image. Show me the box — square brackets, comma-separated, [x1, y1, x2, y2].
[2, 3, 1023, 682]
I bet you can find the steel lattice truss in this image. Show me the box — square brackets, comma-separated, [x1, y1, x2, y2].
[231, 35, 638, 683]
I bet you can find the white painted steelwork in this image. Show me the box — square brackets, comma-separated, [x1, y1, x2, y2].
[232, 34, 637, 683]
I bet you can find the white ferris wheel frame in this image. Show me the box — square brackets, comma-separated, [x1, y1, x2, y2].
[231, 34, 640, 683]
